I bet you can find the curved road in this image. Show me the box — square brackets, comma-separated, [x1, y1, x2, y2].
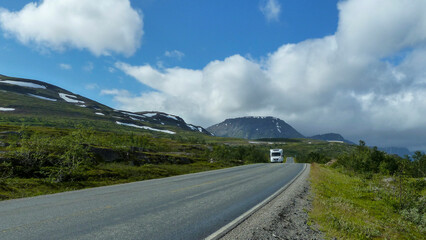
[0, 163, 305, 240]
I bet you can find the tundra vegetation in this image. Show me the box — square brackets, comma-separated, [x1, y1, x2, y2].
[304, 141, 425, 239]
[0, 119, 356, 200]
[0, 124, 269, 199]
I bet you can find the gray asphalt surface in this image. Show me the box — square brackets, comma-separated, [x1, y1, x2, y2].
[0, 163, 305, 240]
[286, 157, 295, 163]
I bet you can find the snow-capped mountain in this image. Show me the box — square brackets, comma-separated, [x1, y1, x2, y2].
[207, 116, 304, 139]
[0, 74, 210, 135]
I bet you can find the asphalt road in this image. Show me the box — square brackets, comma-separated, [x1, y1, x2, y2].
[0, 163, 305, 240]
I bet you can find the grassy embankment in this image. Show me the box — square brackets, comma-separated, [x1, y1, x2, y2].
[310, 163, 425, 239]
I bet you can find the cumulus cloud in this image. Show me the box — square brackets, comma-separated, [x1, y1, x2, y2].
[108, 0, 426, 151]
[164, 50, 185, 60]
[59, 63, 72, 70]
[260, 0, 281, 22]
[0, 0, 143, 56]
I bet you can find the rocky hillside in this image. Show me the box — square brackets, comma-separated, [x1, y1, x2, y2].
[207, 116, 304, 139]
[0, 74, 210, 135]
[309, 133, 355, 144]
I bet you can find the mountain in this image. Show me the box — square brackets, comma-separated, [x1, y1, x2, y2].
[309, 133, 355, 145]
[377, 147, 413, 157]
[133, 111, 211, 135]
[207, 116, 304, 139]
[0, 74, 210, 135]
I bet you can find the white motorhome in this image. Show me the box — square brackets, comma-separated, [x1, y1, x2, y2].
[270, 149, 283, 163]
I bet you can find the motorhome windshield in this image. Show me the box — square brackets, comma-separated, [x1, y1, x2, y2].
[271, 152, 281, 157]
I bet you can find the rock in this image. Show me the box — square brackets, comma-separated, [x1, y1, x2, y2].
[382, 177, 395, 183]
[325, 159, 337, 166]
[90, 147, 122, 162]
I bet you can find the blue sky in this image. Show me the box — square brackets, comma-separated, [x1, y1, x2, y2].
[1, 0, 426, 151]
[0, 0, 338, 108]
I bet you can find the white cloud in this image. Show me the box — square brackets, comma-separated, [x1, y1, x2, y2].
[260, 0, 281, 22]
[110, 0, 426, 151]
[0, 0, 143, 56]
[108, 67, 116, 73]
[101, 89, 130, 96]
[59, 63, 72, 70]
[164, 50, 185, 60]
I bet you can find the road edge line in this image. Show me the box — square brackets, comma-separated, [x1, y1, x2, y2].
[205, 163, 308, 240]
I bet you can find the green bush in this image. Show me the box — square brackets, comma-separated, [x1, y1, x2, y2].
[209, 145, 268, 164]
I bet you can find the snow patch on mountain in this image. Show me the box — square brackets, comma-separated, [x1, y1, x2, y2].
[121, 111, 146, 118]
[143, 113, 156, 117]
[187, 124, 197, 131]
[1, 80, 46, 89]
[129, 116, 144, 121]
[116, 121, 175, 134]
[59, 93, 85, 104]
[0, 107, 15, 111]
[28, 93, 57, 101]
[164, 114, 178, 121]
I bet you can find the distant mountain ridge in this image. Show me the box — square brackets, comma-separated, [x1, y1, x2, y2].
[377, 147, 413, 157]
[0, 74, 210, 135]
[207, 116, 304, 139]
[309, 133, 355, 145]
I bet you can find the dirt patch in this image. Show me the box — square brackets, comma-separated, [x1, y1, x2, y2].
[220, 164, 323, 240]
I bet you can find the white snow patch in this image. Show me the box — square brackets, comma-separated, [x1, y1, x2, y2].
[0, 107, 15, 111]
[130, 116, 144, 121]
[116, 121, 175, 134]
[95, 112, 105, 116]
[143, 113, 157, 117]
[163, 114, 178, 121]
[198, 127, 203, 133]
[1, 80, 46, 89]
[77, 105, 86, 108]
[59, 93, 85, 104]
[121, 111, 145, 118]
[187, 124, 198, 131]
[276, 122, 282, 133]
[27, 94, 57, 102]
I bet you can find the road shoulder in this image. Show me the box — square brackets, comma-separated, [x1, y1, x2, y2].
[220, 164, 323, 240]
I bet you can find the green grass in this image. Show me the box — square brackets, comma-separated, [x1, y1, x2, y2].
[0, 161, 230, 200]
[310, 163, 425, 239]
[0, 121, 357, 201]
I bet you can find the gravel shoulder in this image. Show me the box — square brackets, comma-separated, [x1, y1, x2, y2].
[220, 164, 324, 240]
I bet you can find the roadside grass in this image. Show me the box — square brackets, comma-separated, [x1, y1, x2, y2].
[0, 162, 230, 200]
[310, 163, 425, 240]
